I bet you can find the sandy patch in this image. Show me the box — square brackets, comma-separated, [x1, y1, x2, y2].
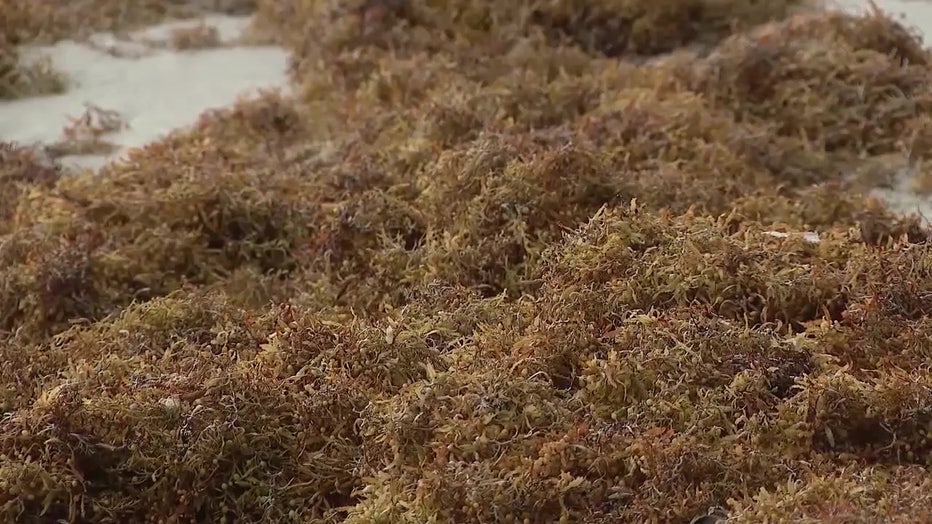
[0, 14, 289, 172]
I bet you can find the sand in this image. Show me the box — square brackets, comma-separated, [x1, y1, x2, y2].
[0, 14, 289, 172]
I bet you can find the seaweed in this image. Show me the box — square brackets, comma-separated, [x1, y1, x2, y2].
[0, 42, 66, 100]
[3, 0, 932, 522]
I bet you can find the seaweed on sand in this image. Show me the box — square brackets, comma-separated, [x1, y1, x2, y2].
[3, 0, 932, 522]
[0, 42, 66, 99]
[0, 93, 317, 340]
[0, 144, 61, 233]
[686, 9, 932, 156]
[0, 0, 255, 44]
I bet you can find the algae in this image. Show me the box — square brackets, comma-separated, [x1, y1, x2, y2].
[2, 0, 932, 522]
[0, 42, 66, 100]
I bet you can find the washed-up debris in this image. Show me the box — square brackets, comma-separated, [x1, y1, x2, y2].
[764, 230, 822, 243]
[168, 22, 222, 49]
[0, 43, 66, 99]
[44, 103, 126, 157]
[1, 0, 932, 522]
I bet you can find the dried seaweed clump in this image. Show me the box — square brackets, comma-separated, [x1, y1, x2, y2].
[687, 10, 932, 156]
[0, 94, 319, 340]
[727, 467, 932, 522]
[45, 103, 127, 157]
[0, 292, 367, 521]
[0, 143, 61, 233]
[256, 0, 808, 83]
[0, 42, 66, 99]
[169, 22, 223, 49]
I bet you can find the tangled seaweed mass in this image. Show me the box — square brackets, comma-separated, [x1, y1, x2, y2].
[3, 0, 932, 522]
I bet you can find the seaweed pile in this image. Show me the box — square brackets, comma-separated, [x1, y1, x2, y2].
[3, 0, 932, 522]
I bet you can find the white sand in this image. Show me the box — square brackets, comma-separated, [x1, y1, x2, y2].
[0, 14, 289, 172]
[0, 5, 930, 221]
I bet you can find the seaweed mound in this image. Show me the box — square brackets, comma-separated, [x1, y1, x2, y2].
[3, 0, 932, 522]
